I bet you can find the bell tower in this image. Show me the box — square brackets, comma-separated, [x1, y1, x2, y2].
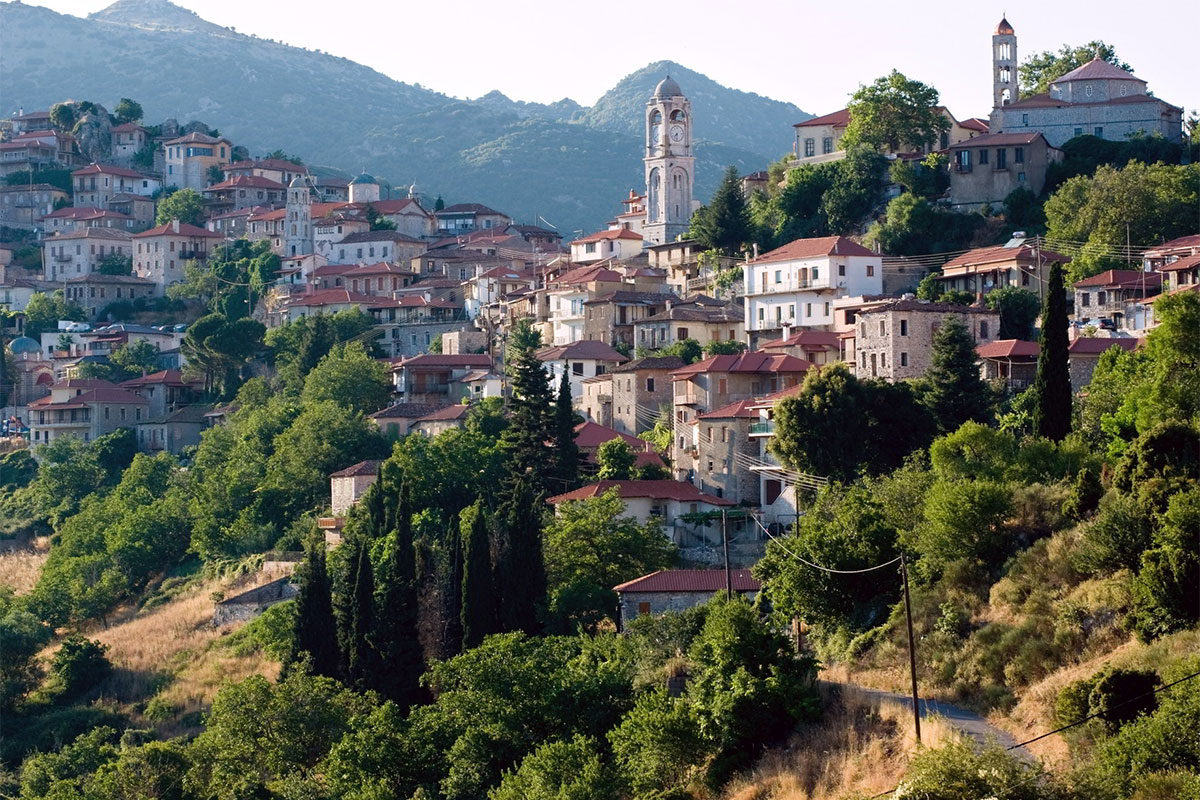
[643, 76, 694, 246]
[285, 175, 313, 257]
[992, 16, 1019, 109]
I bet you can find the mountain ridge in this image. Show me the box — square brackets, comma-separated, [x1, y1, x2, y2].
[0, 0, 811, 232]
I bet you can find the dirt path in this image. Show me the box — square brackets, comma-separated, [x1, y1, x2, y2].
[824, 681, 1033, 759]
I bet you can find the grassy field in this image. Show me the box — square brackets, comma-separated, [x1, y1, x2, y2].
[0, 537, 50, 595]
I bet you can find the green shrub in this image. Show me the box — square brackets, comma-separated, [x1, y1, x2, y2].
[608, 690, 710, 796]
[491, 734, 619, 800]
[1076, 492, 1154, 574]
[222, 599, 296, 661]
[897, 737, 1068, 799]
[48, 635, 110, 702]
[1089, 666, 1160, 731]
[1063, 466, 1104, 520]
[1056, 676, 1096, 727]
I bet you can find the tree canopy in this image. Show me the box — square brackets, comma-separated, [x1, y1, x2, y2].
[841, 70, 951, 153]
[1019, 41, 1132, 97]
[154, 188, 206, 227]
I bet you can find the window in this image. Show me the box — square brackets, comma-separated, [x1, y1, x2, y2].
[788, 304, 795, 319]
[838, 264, 846, 276]
[718, 378, 727, 395]
[824, 302, 830, 316]
[878, 320, 885, 336]
[900, 352, 908, 367]
[646, 377, 655, 392]
[677, 327, 688, 339]
[774, 269, 781, 284]
[822, 136, 834, 154]
[1097, 291, 1107, 305]
[1094, 127, 1103, 137]
[1014, 147, 1025, 163]
[1022, 271, 1030, 286]
[804, 138, 815, 157]
[900, 319, 908, 336]
[996, 148, 1007, 169]
[812, 267, 819, 282]
[1081, 293, 1090, 307]
[805, 303, 812, 318]
[758, 307, 764, 321]
[1074, 127, 1083, 137]
[866, 264, 875, 277]
[1018, 171, 1027, 183]
[1022, 113, 1029, 126]
[572, 362, 584, 376]
[980, 321, 990, 338]
[861, 352, 867, 368]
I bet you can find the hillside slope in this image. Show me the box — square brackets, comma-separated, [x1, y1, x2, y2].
[0, 0, 809, 233]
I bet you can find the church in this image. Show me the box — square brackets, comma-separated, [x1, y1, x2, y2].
[987, 17, 1183, 148]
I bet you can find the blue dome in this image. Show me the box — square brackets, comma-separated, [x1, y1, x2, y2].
[7, 336, 40, 354]
[350, 172, 378, 185]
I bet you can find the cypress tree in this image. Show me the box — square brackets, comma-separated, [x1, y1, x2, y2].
[501, 321, 554, 490]
[550, 369, 581, 493]
[371, 475, 424, 706]
[1032, 261, 1073, 441]
[460, 500, 495, 649]
[691, 166, 752, 255]
[496, 474, 546, 635]
[286, 536, 340, 679]
[337, 534, 377, 688]
[924, 315, 993, 432]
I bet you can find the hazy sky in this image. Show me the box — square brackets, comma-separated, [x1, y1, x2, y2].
[23, 0, 1200, 118]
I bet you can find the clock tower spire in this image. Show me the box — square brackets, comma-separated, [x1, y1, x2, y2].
[643, 75, 694, 246]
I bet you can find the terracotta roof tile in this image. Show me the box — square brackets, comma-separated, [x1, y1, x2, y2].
[750, 236, 875, 264]
[546, 479, 734, 506]
[976, 339, 1040, 359]
[613, 569, 759, 593]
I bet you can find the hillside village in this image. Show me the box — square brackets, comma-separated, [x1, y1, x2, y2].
[1, 10, 1198, 800]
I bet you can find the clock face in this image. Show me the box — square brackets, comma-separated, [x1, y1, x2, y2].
[670, 124, 685, 143]
[650, 124, 661, 145]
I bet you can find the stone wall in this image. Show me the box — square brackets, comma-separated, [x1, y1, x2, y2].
[213, 578, 297, 627]
[618, 587, 758, 628]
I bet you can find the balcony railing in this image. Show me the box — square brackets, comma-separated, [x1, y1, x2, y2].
[749, 420, 775, 435]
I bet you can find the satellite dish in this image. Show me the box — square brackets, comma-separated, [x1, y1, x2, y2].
[984, 279, 995, 288]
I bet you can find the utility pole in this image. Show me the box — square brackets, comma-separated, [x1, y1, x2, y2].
[721, 508, 731, 599]
[900, 552, 922, 744]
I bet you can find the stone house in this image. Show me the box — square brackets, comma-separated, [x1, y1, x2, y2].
[0, 183, 69, 230]
[43, 206, 136, 235]
[645, 239, 701, 296]
[1141, 235, 1200, 272]
[571, 420, 664, 475]
[132, 220, 225, 295]
[213, 578, 297, 627]
[391, 354, 494, 404]
[545, 265, 628, 345]
[330, 460, 381, 516]
[201, 175, 286, 214]
[947, 132, 1062, 209]
[64, 273, 156, 319]
[614, 569, 759, 629]
[1156, 255, 1199, 294]
[44, 228, 134, 282]
[546, 479, 734, 547]
[163, 132, 232, 190]
[692, 399, 760, 504]
[1073, 269, 1162, 333]
[977, 339, 1040, 390]
[333, 230, 425, 266]
[758, 328, 842, 366]
[934, 237, 1068, 301]
[120, 370, 201, 419]
[608, 355, 684, 435]
[369, 402, 448, 439]
[569, 228, 645, 264]
[743, 236, 883, 349]
[583, 290, 676, 348]
[792, 106, 984, 165]
[222, 158, 309, 188]
[853, 298, 999, 381]
[136, 404, 209, 454]
[411, 404, 470, 436]
[434, 203, 511, 235]
[107, 194, 156, 230]
[670, 352, 812, 475]
[72, 164, 159, 208]
[536, 340, 628, 400]
[1068, 336, 1141, 390]
[28, 379, 149, 444]
[632, 296, 745, 351]
[581, 374, 613, 426]
[109, 123, 148, 162]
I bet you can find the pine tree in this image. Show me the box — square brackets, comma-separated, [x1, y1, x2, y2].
[1032, 261, 1073, 441]
[460, 500, 496, 649]
[501, 321, 554, 490]
[550, 369, 581, 494]
[496, 474, 546, 635]
[286, 536, 340, 679]
[690, 166, 752, 255]
[371, 474, 424, 705]
[924, 315, 993, 432]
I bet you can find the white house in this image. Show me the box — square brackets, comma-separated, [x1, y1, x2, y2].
[546, 479, 734, 546]
[569, 228, 645, 264]
[742, 235, 882, 349]
[535, 340, 628, 400]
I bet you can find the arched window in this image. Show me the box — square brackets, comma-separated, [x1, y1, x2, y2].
[670, 110, 686, 121]
[649, 110, 662, 125]
[648, 168, 661, 222]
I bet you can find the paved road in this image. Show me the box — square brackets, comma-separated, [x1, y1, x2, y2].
[823, 681, 1032, 758]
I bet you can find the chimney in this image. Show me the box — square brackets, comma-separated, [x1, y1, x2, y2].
[172, 219, 180, 234]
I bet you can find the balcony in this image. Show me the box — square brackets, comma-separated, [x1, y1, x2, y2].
[52, 254, 72, 263]
[749, 420, 775, 436]
[179, 249, 208, 259]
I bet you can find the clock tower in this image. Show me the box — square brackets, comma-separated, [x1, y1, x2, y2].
[643, 76, 694, 246]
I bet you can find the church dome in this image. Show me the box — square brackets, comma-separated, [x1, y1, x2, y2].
[653, 75, 683, 99]
[7, 336, 40, 355]
[349, 172, 378, 185]
[288, 175, 308, 188]
[995, 16, 1014, 34]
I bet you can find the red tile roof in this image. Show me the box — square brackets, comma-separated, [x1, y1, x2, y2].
[120, 370, 196, 387]
[698, 399, 759, 419]
[1144, 235, 1200, 256]
[71, 163, 149, 179]
[793, 108, 851, 129]
[330, 460, 382, 478]
[32, 387, 148, 407]
[415, 404, 471, 422]
[960, 117, 990, 133]
[670, 352, 813, 379]
[45, 206, 132, 221]
[1068, 337, 1142, 355]
[750, 235, 875, 264]
[203, 175, 286, 191]
[535, 340, 628, 363]
[1073, 269, 1162, 290]
[395, 354, 492, 370]
[572, 421, 650, 450]
[1159, 255, 1200, 272]
[551, 265, 624, 286]
[613, 569, 760, 593]
[111, 123, 147, 134]
[284, 289, 391, 308]
[133, 221, 224, 239]
[760, 330, 842, 351]
[436, 202, 506, 216]
[164, 132, 230, 145]
[976, 339, 1040, 359]
[1051, 58, 1144, 84]
[942, 243, 1068, 270]
[948, 132, 1049, 149]
[572, 228, 644, 244]
[546, 479, 734, 506]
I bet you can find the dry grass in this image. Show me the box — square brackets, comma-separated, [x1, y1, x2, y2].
[87, 571, 281, 734]
[722, 683, 959, 800]
[0, 536, 50, 595]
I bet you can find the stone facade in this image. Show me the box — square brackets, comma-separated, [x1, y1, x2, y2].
[643, 77, 695, 246]
[609, 356, 683, 435]
[213, 578, 297, 627]
[330, 461, 381, 516]
[854, 300, 999, 381]
[948, 132, 1062, 209]
[581, 375, 613, 427]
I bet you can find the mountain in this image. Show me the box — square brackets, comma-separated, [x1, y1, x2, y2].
[0, 0, 811, 234]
